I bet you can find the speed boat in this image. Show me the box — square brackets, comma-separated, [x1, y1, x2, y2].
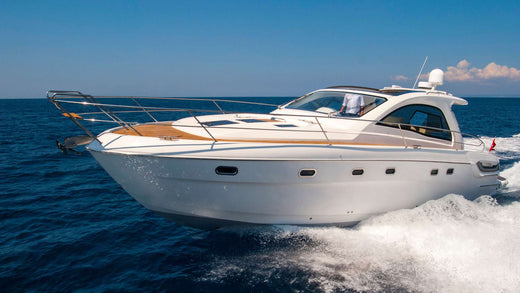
[48, 69, 505, 228]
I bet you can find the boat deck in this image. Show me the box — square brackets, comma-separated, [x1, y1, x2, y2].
[112, 124, 340, 145]
[113, 124, 212, 141]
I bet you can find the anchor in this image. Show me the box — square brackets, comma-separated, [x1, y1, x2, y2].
[56, 135, 94, 154]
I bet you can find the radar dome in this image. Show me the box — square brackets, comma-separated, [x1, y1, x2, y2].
[428, 69, 444, 87]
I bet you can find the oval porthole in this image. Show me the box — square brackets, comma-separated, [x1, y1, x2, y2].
[299, 169, 316, 177]
[352, 169, 364, 176]
[215, 166, 238, 176]
[447, 168, 454, 175]
[385, 168, 396, 175]
[431, 169, 439, 176]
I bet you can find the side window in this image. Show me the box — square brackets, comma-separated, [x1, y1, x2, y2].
[379, 105, 451, 141]
[409, 111, 428, 126]
[363, 96, 387, 115]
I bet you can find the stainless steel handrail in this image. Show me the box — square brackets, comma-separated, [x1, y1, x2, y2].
[47, 90, 485, 151]
[315, 117, 331, 145]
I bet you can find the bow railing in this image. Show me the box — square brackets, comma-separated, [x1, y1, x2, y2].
[47, 90, 486, 151]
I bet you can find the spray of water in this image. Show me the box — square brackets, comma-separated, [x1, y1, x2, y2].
[501, 160, 520, 193]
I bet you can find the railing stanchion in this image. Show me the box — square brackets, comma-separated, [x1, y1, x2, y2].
[315, 117, 331, 146]
[131, 97, 158, 122]
[52, 100, 95, 138]
[212, 100, 224, 114]
[85, 94, 143, 135]
[398, 124, 408, 148]
[189, 111, 217, 142]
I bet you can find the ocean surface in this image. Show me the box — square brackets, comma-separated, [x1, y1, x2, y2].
[1, 97, 520, 292]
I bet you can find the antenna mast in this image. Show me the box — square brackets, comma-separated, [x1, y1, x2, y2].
[413, 56, 428, 88]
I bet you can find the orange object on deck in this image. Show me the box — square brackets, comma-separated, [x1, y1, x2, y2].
[62, 112, 83, 119]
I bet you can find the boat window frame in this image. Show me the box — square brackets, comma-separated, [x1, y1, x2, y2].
[283, 91, 387, 117]
[377, 104, 452, 141]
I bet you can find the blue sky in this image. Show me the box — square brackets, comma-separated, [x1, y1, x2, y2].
[1, 0, 519, 98]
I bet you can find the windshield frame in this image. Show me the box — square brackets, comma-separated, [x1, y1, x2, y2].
[283, 90, 387, 117]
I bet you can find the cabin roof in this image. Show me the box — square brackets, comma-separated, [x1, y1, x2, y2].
[319, 85, 468, 106]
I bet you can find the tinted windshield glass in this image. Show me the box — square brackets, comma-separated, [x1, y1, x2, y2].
[285, 91, 386, 116]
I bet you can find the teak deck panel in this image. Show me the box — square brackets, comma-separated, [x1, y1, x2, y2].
[113, 124, 212, 141]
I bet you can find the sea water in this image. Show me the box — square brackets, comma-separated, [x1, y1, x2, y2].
[1, 97, 519, 292]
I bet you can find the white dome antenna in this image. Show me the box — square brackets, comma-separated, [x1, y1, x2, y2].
[428, 69, 444, 90]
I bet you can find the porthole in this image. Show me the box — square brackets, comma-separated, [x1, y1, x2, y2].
[215, 166, 238, 176]
[447, 168, 454, 175]
[385, 168, 396, 175]
[431, 169, 439, 175]
[299, 169, 316, 177]
[352, 169, 364, 176]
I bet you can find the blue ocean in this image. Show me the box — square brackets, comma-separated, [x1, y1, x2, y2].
[2, 97, 520, 292]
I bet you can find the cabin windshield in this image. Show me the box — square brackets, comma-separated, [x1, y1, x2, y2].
[285, 91, 386, 116]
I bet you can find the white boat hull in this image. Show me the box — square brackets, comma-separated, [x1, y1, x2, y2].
[88, 137, 500, 229]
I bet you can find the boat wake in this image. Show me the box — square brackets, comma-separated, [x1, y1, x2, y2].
[488, 133, 520, 156]
[202, 193, 520, 292]
[494, 134, 520, 194]
[200, 134, 520, 292]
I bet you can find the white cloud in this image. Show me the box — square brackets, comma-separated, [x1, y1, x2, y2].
[445, 60, 520, 82]
[393, 75, 408, 81]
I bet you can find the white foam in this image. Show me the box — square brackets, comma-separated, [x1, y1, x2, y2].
[490, 134, 520, 192]
[205, 195, 520, 292]
[501, 161, 520, 192]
